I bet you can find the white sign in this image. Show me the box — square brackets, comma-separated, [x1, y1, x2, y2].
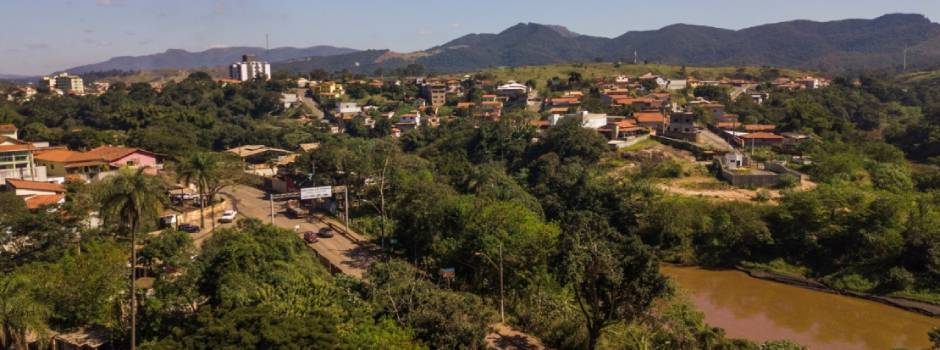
[300, 186, 332, 200]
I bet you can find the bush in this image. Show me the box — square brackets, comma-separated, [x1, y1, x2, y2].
[776, 174, 800, 189]
[882, 266, 915, 291]
[753, 189, 772, 202]
[823, 273, 877, 292]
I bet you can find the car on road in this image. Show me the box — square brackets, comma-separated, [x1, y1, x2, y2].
[317, 227, 335, 238]
[178, 223, 200, 233]
[219, 210, 237, 223]
[303, 231, 319, 244]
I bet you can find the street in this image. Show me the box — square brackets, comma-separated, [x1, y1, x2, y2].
[223, 185, 374, 278]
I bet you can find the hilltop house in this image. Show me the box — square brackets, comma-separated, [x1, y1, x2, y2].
[665, 112, 701, 142]
[35, 146, 160, 182]
[5, 178, 66, 209]
[0, 125, 48, 185]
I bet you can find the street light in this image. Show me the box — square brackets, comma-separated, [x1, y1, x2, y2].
[475, 243, 504, 324]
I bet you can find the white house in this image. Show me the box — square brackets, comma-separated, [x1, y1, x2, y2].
[497, 80, 528, 96]
[578, 112, 608, 129]
[280, 93, 299, 109]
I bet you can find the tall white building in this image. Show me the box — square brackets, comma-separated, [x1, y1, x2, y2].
[230, 55, 271, 81]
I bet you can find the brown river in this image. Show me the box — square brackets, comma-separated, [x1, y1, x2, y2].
[661, 266, 940, 350]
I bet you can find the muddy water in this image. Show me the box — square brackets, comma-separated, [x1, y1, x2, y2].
[661, 266, 940, 350]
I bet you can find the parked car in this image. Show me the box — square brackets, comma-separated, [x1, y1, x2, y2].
[219, 210, 237, 223]
[303, 231, 319, 244]
[317, 227, 335, 238]
[178, 223, 200, 233]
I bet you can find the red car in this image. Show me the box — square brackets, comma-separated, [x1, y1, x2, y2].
[303, 231, 319, 244]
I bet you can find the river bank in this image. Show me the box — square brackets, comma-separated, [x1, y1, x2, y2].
[736, 266, 940, 318]
[662, 265, 940, 350]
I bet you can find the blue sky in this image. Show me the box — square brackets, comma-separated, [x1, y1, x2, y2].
[1, 0, 938, 75]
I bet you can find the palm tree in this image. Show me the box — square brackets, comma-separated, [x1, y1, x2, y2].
[176, 153, 219, 229]
[98, 167, 166, 350]
[0, 274, 50, 350]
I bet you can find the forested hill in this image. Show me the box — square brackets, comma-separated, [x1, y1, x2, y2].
[274, 13, 940, 74]
[64, 45, 357, 74]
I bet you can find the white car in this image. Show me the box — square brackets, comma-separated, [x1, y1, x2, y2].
[219, 210, 237, 223]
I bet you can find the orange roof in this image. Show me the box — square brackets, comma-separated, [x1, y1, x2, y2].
[36, 146, 150, 163]
[613, 97, 656, 106]
[481, 101, 502, 106]
[457, 102, 474, 109]
[716, 122, 737, 129]
[35, 149, 81, 162]
[6, 179, 66, 193]
[24, 194, 64, 209]
[610, 119, 637, 128]
[0, 143, 35, 152]
[0, 124, 16, 133]
[742, 124, 776, 132]
[548, 107, 570, 114]
[740, 132, 784, 140]
[634, 112, 666, 123]
[550, 97, 580, 105]
[529, 120, 550, 128]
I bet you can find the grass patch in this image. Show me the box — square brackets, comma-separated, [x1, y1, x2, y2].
[618, 138, 659, 152]
[740, 259, 810, 278]
[889, 289, 940, 304]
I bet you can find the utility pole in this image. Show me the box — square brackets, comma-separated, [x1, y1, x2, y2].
[344, 185, 350, 235]
[269, 193, 275, 224]
[476, 244, 505, 324]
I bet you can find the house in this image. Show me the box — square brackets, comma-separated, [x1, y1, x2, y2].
[666, 79, 687, 90]
[422, 84, 447, 107]
[35, 146, 160, 182]
[476, 101, 502, 120]
[0, 132, 47, 185]
[738, 132, 785, 146]
[280, 93, 299, 109]
[600, 118, 648, 140]
[633, 111, 667, 133]
[334, 102, 362, 120]
[0, 124, 17, 139]
[742, 124, 776, 133]
[665, 112, 701, 142]
[578, 112, 608, 129]
[312, 81, 344, 98]
[750, 92, 770, 105]
[4, 178, 66, 209]
[638, 73, 667, 89]
[701, 103, 725, 121]
[396, 113, 422, 130]
[226, 145, 295, 176]
[496, 81, 528, 97]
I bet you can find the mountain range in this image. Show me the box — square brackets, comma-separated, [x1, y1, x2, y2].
[63, 46, 357, 74]
[55, 14, 940, 76]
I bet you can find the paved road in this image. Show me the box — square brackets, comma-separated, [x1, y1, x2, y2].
[224, 185, 373, 277]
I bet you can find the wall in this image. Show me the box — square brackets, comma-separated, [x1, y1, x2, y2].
[111, 152, 157, 172]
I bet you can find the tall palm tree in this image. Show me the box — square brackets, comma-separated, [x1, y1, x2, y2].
[175, 153, 220, 229]
[98, 167, 166, 350]
[0, 274, 50, 350]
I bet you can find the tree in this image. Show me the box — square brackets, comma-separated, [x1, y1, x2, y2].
[98, 167, 166, 350]
[175, 152, 221, 229]
[0, 273, 50, 350]
[929, 327, 940, 350]
[562, 212, 671, 350]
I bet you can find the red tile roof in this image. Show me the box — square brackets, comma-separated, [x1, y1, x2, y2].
[6, 179, 66, 193]
[634, 111, 666, 123]
[36, 146, 152, 163]
[742, 124, 777, 132]
[0, 124, 16, 133]
[24, 194, 64, 209]
[740, 132, 784, 140]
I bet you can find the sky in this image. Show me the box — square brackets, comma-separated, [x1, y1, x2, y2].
[1, 0, 939, 75]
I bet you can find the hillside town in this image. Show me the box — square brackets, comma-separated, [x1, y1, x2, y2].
[3, 3, 940, 350]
